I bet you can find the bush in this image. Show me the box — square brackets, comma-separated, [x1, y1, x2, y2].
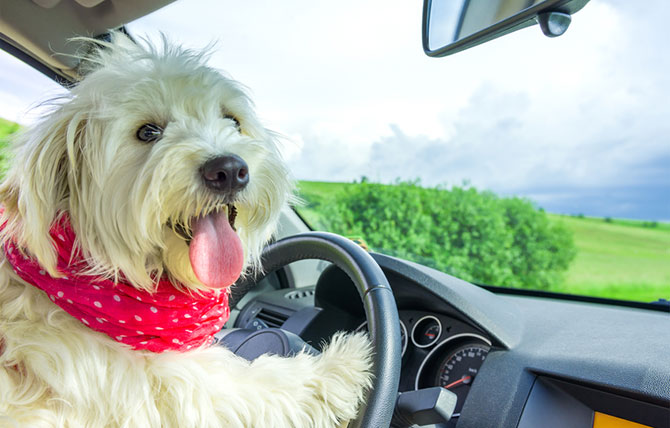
[321, 180, 575, 290]
[0, 118, 20, 176]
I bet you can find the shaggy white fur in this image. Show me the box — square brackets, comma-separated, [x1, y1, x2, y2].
[0, 33, 373, 427]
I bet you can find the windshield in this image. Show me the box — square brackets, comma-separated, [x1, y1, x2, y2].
[2, 0, 668, 304]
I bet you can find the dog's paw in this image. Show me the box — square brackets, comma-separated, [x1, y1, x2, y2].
[314, 331, 374, 425]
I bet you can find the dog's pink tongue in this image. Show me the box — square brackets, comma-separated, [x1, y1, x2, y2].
[189, 211, 244, 289]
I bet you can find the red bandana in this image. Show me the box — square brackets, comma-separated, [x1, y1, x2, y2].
[2, 213, 230, 353]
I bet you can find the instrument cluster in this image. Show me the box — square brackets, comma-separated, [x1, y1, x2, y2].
[358, 310, 492, 421]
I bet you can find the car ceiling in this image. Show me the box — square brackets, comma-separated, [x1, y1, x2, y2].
[0, 0, 176, 80]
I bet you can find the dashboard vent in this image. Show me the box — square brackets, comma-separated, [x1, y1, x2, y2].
[256, 308, 289, 329]
[285, 289, 315, 300]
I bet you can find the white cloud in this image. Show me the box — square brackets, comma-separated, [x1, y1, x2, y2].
[1, 0, 667, 219]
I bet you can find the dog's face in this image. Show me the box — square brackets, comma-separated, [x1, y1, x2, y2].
[0, 33, 293, 291]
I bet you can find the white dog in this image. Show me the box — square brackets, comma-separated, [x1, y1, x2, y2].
[0, 33, 372, 428]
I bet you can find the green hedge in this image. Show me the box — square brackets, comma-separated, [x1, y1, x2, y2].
[319, 180, 575, 289]
[0, 118, 19, 175]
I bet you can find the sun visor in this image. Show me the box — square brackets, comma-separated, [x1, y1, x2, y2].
[0, 0, 176, 78]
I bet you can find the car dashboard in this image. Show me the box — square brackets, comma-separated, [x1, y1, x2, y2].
[228, 252, 670, 428]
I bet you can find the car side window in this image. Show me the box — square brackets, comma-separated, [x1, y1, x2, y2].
[0, 49, 65, 126]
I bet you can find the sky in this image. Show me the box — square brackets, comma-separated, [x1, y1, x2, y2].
[0, 0, 668, 221]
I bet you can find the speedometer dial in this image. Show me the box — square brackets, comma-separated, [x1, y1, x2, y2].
[435, 343, 490, 415]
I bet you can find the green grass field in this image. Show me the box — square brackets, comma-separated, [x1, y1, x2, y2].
[0, 118, 20, 173]
[0, 117, 19, 145]
[547, 215, 670, 302]
[297, 181, 670, 303]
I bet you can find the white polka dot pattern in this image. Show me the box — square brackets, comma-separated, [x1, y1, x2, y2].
[1, 211, 232, 353]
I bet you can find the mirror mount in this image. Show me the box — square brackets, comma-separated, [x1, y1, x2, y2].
[423, 0, 591, 58]
[538, 11, 571, 37]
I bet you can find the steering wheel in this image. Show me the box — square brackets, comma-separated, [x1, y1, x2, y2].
[229, 232, 402, 428]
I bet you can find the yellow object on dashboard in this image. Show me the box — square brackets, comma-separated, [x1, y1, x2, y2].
[593, 412, 651, 428]
[348, 237, 369, 251]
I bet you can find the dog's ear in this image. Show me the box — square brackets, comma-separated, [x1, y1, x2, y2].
[0, 105, 86, 276]
[0, 32, 133, 275]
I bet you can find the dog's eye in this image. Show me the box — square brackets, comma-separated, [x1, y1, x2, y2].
[224, 114, 241, 131]
[136, 123, 164, 143]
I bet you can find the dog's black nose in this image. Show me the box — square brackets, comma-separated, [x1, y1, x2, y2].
[200, 155, 249, 193]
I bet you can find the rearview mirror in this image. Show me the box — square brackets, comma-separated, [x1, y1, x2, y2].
[423, 0, 591, 57]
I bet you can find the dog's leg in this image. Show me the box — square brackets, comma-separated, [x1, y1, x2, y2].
[148, 331, 373, 428]
[1, 270, 373, 427]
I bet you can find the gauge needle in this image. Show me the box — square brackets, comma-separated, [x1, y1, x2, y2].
[444, 375, 472, 389]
